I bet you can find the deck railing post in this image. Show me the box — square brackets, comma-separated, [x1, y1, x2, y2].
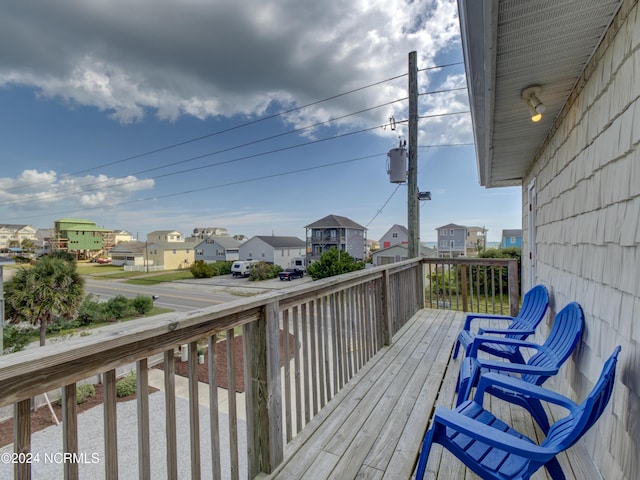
[461, 265, 468, 313]
[507, 259, 519, 316]
[381, 269, 393, 344]
[245, 300, 283, 476]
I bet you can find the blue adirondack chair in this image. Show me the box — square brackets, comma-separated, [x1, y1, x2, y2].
[416, 346, 621, 480]
[452, 284, 549, 360]
[456, 302, 584, 432]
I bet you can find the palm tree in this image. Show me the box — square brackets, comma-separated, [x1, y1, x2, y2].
[5, 254, 85, 346]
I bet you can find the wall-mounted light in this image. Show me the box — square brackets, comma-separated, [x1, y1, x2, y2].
[521, 85, 546, 122]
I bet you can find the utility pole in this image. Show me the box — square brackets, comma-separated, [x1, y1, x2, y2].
[408, 51, 420, 258]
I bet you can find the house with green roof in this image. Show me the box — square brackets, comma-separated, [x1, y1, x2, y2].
[54, 218, 110, 259]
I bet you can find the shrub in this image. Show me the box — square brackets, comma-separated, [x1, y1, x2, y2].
[249, 261, 281, 281]
[131, 295, 154, 315]
[76, 384, 96, 404]
[2, 323, 37, 354]
[76, 295, 110, 326]
[116, 372, 137, 397]
[307, 248, 365, 280]
[105, 295, 136, 320]
[210, 261, 232, 276]
[46, 317, 80, 335]
[190, 260, 215, 278]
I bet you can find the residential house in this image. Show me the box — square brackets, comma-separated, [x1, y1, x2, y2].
[436, 223, 467, 257]
[459, 0, 637, 477]
[113, 230, 134, 245]
[0, 224, 36, 250]
[371, 243, 436, 266]
[379, 224, 408, 249]
[465, 226, 487, 255]
[146, 230, 185, 243]
[306, 214, 367, 262]
[192, 227, 228, 239]
[501, 229, 522, 249]
[110, 241, 147, 267]
[53, 218, 109, 259]
[34, 228, 55, 256]
[239, 236, 306, 268]
[194, 235, 240, 263]
[146, 238, 196, 270]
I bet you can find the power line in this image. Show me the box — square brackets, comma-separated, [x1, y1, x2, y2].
[13, 152, 385, 221]
[0, 118, 403, 207]
[366, 184, 402, 227]
[5, 61, 466, 195]
[4, 73, 410, 195]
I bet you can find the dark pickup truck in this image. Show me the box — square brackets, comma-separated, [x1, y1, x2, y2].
[278, 268, 304, 281]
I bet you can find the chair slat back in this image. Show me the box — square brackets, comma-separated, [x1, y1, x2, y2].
[522, 302, 584, 384]
[506, 285, 549, 340]
[543, 346, 621, 451]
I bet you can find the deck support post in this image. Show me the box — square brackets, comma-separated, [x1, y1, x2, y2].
[245, 300, 283, 476]
[381, 270, 394, 345]
[507, 259, 519, 316]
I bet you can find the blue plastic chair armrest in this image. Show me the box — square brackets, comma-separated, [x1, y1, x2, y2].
[475, 373, 578, 410]
[462, 313, 514, 330]
[475, 358, 559, 376]
[478, 327, 535, 336]
[433, 406, 556, 459]
[468, 336, 541, 358]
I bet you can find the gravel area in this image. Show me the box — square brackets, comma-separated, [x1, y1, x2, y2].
[0, 392, 247, 479]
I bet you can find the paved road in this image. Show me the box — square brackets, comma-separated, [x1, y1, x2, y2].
[84, 274, 312, 312]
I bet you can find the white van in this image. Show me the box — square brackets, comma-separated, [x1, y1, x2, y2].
[231, 260, 256, 278]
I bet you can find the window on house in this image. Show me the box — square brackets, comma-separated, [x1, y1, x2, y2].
[392, 232, 398, 238]
[510, 236, 516, 243]
[450, 240, 455, 248]
[450, 229, 454, 236]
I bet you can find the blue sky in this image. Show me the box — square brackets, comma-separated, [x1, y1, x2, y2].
[0, 0, 521, 243]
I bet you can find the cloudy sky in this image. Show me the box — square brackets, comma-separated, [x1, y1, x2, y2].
[0, 0, 521, 243]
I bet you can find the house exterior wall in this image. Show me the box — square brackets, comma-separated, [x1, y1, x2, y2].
[436, 226, 466, 257]
[273, 246, 306, 268]
[240, 237, 275, 263]
[379, 225, 408, 249]
[522, 4, 639, 478]
[501, 235, 522, 248]
[147, 243, 194, 270]
[194, 237, 239, 263]
[308, 227, 366, 261]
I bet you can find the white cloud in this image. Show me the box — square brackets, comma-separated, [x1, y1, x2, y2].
[0, 170, 155, 210]
[0, 0, 465, 139]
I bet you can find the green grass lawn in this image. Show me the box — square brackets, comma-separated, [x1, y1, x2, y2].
[123, 271, 194, 285]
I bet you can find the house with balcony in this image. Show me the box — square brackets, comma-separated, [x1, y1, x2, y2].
[239, 235, 306, 268]
[501, 229, 522, 249]
[0, 224, 36, 250]
[306, 214, 366, 262]
[436, 223, 467, 257]
[194, 235, 240, 263]
[53, 218, 109, 259]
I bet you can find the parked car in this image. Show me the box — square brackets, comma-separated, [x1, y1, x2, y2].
[278, 268, 304, 281]
[97, 258, 112, 264]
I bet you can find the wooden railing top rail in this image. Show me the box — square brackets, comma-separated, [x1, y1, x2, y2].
[422, 258, 516, 267]
[0, 258, 424, 409]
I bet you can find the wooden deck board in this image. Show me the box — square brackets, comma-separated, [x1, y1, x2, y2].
[261, 308, 603, 480]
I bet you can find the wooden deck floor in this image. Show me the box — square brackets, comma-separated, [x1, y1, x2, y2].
[261, 308, 602, 480]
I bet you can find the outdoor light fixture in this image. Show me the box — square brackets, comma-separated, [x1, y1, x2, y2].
[521, 85, 545, 122]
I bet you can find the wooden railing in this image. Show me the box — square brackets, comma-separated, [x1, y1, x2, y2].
[0, 257, 519, 479]
[0, 259, 424, 480]
[422, 258, 520, 317]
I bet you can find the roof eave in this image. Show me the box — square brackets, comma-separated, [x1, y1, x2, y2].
[458, 0, 498, 188]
